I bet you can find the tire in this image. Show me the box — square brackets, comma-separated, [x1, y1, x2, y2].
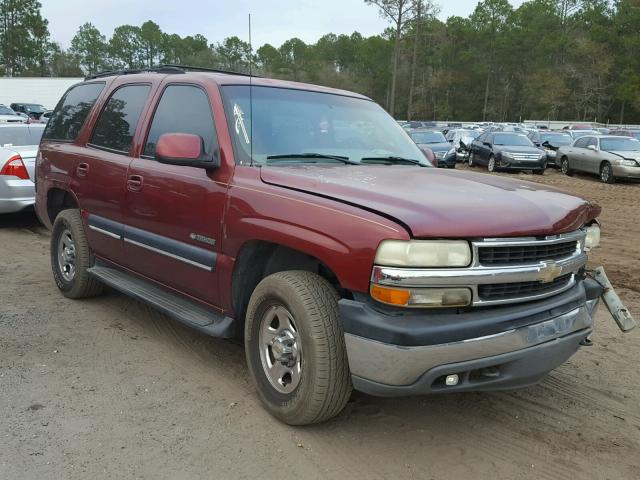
[244, 271, 352, 425]
[487, 155, 497, 172]
[468, 152, 476, 167]
[600, 162, 615, 184]
[561, 157, 573, 176]
[51, 209, 103, 299]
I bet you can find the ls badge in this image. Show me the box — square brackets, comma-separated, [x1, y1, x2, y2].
[190, 233, 216, 247]
[537, 261, 563, 283]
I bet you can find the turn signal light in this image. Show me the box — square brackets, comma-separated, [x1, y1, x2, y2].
[0, 155, 29, 180]
[370, 284, 472, 308]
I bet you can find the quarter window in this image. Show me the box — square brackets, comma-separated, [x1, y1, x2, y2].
[143, 85, 217, 158]
[90, 84, 150, 153]
[43, 82, 105, 142]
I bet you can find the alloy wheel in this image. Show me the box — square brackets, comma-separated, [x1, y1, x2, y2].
[57, 229, 77, 282]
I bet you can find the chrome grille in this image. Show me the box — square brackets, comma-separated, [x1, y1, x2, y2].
[478, 240, 578, 266]
[510, 153, 541, 161]
[478, 274, 573, 301]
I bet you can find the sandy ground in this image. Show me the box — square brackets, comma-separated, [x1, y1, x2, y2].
[1, 167, 639, 480]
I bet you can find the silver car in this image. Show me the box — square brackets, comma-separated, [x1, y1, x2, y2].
[0, 124, 45, 213]
[557, 135, 640, 183]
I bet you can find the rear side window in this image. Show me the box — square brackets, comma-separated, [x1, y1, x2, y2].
[90, 84, 151, 154]
[43, 82, 105, 142]
[143, 85, 217, 158]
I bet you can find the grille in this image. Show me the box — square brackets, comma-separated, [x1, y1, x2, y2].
[478, 274, 572, 301]
[511, 153, 541, 161]
[478, 241, 578, 266]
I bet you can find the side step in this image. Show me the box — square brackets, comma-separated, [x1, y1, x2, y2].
[88, 264, 235, 338]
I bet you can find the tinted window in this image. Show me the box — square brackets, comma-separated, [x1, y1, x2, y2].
[43, 82, 105, 141]
[90, 84, 150, 153]
[143, 85, 217, 158]
[0, 126, 45, 146]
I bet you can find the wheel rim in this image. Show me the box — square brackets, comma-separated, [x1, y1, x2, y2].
[562, 159, 568, 174]
[258, 304, 302, 394]
[57, 229, 76, 282]
[469, 154, 473, 165]
[488, 157, 495, 171]
[601, 165, 610, 182]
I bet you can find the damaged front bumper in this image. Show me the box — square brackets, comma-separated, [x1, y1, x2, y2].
[340, 275, 634, 397]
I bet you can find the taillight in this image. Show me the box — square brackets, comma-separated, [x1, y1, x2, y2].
[0, 154, 30, 179]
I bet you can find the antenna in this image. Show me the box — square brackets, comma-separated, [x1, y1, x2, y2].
[248, 13, 254, 166]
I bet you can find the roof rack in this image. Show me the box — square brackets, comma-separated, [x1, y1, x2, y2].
[84, 64, 257, 81]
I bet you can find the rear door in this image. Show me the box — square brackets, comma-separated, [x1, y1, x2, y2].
[80, 83, 154, 264]
[583, 137, 601, 174]
[121, 82, 227, 308]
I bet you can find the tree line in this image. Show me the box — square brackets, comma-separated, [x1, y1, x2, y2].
[1, 0, 639, 123]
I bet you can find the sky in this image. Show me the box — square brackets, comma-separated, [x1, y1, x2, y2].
[41, 0, 526, 49]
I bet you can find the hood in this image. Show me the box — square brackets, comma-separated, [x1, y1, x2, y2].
[417, 142, 451, 153]
[260, 165, 600, 238]
[495, 145, 542, 154]
[609, 151, 640, 161]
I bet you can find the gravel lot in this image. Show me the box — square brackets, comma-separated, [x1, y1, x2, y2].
[1, 168, 638, 480]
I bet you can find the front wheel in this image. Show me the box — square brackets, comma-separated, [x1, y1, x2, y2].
[245, 271, 352, 425]
[561, 157, 573, 176]
[487, 155, 497, 172]
[51, 209, 103, 299]
[600, 162, 616, 184]
[468, 152, 476, 167]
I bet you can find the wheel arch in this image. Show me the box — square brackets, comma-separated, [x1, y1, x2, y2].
[46, 187, 80, 225]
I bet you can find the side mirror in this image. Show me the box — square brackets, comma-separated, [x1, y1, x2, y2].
[587, 144, 597, 151]
[155, 133, 217, 170]
[541, 140, 550, 148]
[419, 146, 438, 167]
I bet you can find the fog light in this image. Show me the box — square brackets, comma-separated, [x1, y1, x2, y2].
[370, 284, 472, 308]
[445, 374, 459, 386]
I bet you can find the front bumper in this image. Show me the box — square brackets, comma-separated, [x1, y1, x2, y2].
[341, 279, 602, 396]
[497, 157, 546, 170]
[0, 177, 35, 213]
[612, 164, 640, 179]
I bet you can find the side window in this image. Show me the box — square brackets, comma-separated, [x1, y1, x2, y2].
[90, 84, 151, 154]
[43, 82, 105, 142]
[476, 133, 487, 143]
[143, 85, 217, 158]
[585, 137, 597, 148]
[485, 134, 494, 144]
[574, 137, 588, 148]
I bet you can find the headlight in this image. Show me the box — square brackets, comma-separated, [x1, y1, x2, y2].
[584, 224, 600, 251]
[619, 159, 637, 166]
[370, 284, 472, 308]
[447, 148, 455, 156]
[374, 240, 471, 267]
[501, 152, 514, 159]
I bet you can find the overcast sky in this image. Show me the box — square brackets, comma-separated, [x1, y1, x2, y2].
[41, 0, 526, 49]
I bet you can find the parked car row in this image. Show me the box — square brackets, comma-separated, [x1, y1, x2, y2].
[0, 103, 51, 125]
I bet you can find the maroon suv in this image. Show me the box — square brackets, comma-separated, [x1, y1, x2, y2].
[36, 67, 632, 425]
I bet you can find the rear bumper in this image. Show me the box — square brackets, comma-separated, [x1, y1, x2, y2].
[340, 279, 602, 396]
[0, 177, 35, 213]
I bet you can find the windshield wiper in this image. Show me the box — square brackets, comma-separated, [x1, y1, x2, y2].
[360, 156, 423, 166]
[266, 153, 358, 165]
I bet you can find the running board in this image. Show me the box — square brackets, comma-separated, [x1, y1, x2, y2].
[88, 264, 235, 338]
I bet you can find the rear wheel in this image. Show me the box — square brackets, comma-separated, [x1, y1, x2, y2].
[600, 162, 615, 184]
[245, 271, 352, 425]
[51, 209, 103, 299]
[561, 157, 573, 176]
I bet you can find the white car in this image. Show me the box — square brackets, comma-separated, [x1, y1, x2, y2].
[0, 124, 45, 213]
[0, 104, 26, 124]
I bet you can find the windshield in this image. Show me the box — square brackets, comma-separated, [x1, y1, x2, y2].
[221, 86, 427, 166]
[24, 104, 45, 113]
[570, 130, 598, 139]
[409, 131, 446, 144]
[494, 133, 533, 146]
[600, 137, 640, 152]
[0, 106, 16, 115]
[0, 126, 45, 147]
[541, 133, 572, 145]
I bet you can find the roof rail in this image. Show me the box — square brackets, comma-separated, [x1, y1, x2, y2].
[159, 64, 259, 78]
[84, 65, 185, 81]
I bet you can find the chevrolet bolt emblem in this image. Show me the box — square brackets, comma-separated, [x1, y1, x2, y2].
[537, 261, 563, 283]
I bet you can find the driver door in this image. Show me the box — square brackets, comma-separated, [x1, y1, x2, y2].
[121, 83, 227, 308]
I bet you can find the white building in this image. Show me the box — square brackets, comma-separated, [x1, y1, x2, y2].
[0, 77, 83, 110]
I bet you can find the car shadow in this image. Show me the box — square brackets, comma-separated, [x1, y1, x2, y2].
[0, 209, 47, 232]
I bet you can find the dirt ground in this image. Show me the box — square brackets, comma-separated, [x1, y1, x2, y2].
[1, 167, 639, 480]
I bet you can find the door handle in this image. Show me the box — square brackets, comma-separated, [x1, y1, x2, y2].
[127, 174, 144, 192]
[76, 162, 89, 177]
